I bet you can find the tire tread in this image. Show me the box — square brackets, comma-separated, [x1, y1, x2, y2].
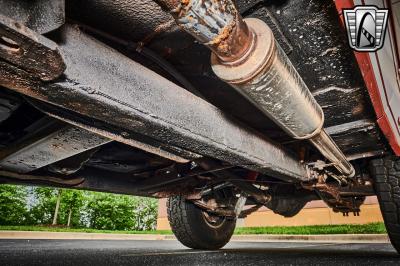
[371, 156, 400, 253]
[167, 195, 234, 249]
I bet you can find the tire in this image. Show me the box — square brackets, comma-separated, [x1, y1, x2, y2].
[370, 156, 400, 253]
[167, 195, 236, 250]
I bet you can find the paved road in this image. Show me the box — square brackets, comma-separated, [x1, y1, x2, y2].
[0, 239, 399, 265]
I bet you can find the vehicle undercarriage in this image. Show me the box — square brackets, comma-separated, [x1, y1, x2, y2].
[0, 0, 399, 251]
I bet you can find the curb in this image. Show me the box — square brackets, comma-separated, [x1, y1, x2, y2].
[0, 231, 169, 241]
[230, 234, 389, 243]
[0, 231, 390, 243]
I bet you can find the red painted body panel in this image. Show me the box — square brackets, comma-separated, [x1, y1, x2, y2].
[334, 0, 400, 155]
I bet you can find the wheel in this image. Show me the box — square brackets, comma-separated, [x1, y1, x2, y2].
[370, 156, 400, 253]
[167, 194, 236, 250]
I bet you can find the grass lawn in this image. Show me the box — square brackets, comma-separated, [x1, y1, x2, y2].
[0, 225, 172, 235]
[234, 222, 386, 235]
[0, 222, 386, 235]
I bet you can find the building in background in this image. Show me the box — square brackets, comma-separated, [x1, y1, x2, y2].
[157, 196, 383, 230]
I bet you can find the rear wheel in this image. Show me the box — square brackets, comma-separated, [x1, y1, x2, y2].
[370, 156, 400, 253]
[167, 194, 236, 250]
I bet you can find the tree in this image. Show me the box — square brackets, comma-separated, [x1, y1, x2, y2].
[132, 197, 158, 231]
[0, 184, 29, 225]
[29, 187, 86, 227]
[60, 189, 85, 227]
[52, 189, 62, 225]
[86, 192, 136, 230]
[84, 192, 158, 231]
[0, 184, 158, 230]
[29, 187, 58, 225]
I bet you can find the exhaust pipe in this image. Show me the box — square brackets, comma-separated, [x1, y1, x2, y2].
[154, 0, 355, 177]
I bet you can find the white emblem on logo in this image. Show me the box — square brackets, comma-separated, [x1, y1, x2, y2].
[343, 6, 389, 52]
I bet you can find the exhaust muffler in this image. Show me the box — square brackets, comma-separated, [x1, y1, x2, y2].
[153, 0, 355, 177]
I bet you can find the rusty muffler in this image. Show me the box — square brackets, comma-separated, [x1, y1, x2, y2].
[153, 0, 355, 177]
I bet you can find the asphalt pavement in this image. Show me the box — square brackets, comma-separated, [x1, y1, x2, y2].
[0, 239, 399, 265]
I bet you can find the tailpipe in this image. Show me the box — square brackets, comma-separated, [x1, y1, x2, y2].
[153, 0, 355, 177]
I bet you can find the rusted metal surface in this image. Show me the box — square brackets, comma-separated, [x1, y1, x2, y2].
[0, 0, 65, 34]
[213, 19, 324, 139]
[65, 0, 381, 160]
[127, 162, 234, 192]
[152, 1, 355, 177]
[0, 15, 65, 81]
[0, 162, 204, 197]
[199, 182, 231, 197]
[230, 180, 271, 205]
[0, 24, 309, 182]
[302, 175, 374, 214]
[309, 130, 355, 177]
[238, 205, 262, 218]
[41, 109, 196, 163]
[138, 19, 177, 46]
[192, 199, 236, 218]
[323, 119, 386, 159]
[27, 96, 200, 163]
[211, 18, 353, 176]
[47, 149, 98, 175]
[151, 0, 380, 158]
[0, 124, 110, 173]
[0, 170, 84, 186]
[157, 0, 254, 62]
[198, 159, 271, 204]
[153, 0, 181, 12]
[77, 23, 203, 99]
[67, 0, 173, 42]
[0, 168, 150, 197]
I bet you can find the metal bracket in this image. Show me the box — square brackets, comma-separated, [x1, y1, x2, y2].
[0, 14, 65, 81]
[0, 121, 111, 174]
[0, 24, 310, 183]
[192, 199, 236, 217]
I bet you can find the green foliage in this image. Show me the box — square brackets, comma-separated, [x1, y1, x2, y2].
[86, 192, 133, 230]
[0, 225, 171, 234]
[0, 222, 387, 235]
[0, 184, 158, 231]
[85, 192, 158, 231]
[132, 197, 158, 231]
[29, 187, 58, 225]
[59, 189, 85, 227]
[0, 184, 29, 225]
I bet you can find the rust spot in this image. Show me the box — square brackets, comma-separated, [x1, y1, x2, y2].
[52, 143, 63, 149]
[153, 0, 184, 11]
[139, 19, 176, 46]
[208, 23, 233, 53]
[0, 16, 66, 81]
[352, 103, 364, 116]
